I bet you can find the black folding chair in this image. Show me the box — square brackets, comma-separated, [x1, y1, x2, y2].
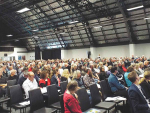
[47, 85, 61, 111]
[76, 88, 106, 113]
[89, 84, 116, 113]
[9, 85, 27, 113]
[7, 80, 16, 97]
[29, 88, 57, 113]
[60, 81, 68, 94]
[59, 94, 64, 113]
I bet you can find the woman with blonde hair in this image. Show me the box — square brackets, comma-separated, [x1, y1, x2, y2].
[135, 64, 142, 75]
[72, 70, 84, 88]
[139, 71, 150, 98]
[139, 62, 144, 74]
[61, 69, 71, 82]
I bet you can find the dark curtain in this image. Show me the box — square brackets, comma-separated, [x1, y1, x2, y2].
[35, 46, 41, 60]
[42, 49, 61, 60]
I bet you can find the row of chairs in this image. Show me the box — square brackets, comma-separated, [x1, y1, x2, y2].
[0, 80, 68, 113]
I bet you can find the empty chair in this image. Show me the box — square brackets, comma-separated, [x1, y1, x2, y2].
[76, 87, 106, 113]
[60, 81, 68, 94]
[100, 79, 123, 110]
[59, 94, 64, 113]
[89, 84, 116, 113]
[47, 85, 61, 110]
[9, 85, 26, 113]
[29, 88, 57, 113]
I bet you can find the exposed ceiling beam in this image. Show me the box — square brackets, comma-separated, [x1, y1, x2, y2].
[117, 0, 136, 43]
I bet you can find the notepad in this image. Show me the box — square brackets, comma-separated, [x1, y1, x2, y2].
[19, 101, 30, 106]
[41, 87, 47, 94]
[85, 108, 101, 113]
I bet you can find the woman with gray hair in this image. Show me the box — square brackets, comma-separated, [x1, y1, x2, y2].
[72, 70, 84, 88]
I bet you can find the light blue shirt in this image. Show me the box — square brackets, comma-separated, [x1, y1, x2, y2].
[124, 72, 132, 87]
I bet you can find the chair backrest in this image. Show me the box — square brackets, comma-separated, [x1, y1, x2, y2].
[61, 76, 67, 82]
[7, 80, 17, 97]
[60, 81, 68, 94]
[89, 83, 101, 106]
[47, 84, 59, 105]
[7, 79, 16, 86]
[100, 79, 114, 101]
[29, 88, 44, 112]
[59, 94, 64, 113]
[9, 85, 24, 105]
[76, 88, 91, 112]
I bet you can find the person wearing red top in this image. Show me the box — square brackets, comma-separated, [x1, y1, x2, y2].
[63, 80, 82, 113]
[39, 70, 51, 88]
[28, 64, 33, 72]
[122, 63, 127, 72]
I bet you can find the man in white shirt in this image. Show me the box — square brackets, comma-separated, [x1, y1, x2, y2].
[22, 72, 38, 98]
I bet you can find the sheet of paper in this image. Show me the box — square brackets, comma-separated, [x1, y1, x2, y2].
[41, 87, 47, 94]
[96, 84, 101, 89]
[19, 101, 30, 106]
[105, 96, 127, 101]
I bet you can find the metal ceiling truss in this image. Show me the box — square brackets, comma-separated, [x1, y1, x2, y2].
[0, 0, 150, 50]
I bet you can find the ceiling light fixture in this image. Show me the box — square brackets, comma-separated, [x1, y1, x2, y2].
[69, 21, 79, 24]
[17, 7, 30, 13]
[127, 5, 144, 11]
[32, 29, 39, 32]
[93, 26, 102, 28]
[6, 34, 13, 37]
[60, 32, 66, 34]
[15, 40, 19, 42]
[47, 46, 51, 49]
[144, 17, 150, 20]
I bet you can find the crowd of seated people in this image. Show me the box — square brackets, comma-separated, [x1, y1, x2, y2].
[0, 55, 150, 112]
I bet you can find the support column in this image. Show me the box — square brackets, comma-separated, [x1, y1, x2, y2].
[129, 44, 135, 57]
[90, 46, 96, 60]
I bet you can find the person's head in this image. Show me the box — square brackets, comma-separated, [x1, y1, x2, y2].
[32, 68, 39, 74]
[127, 66, 134, 72]
[28, 72, 35, 82]
[128, 71, 140, 84]
[53, 68, 59, 75]
[10, 69, 16, 76]
[40, 71, 48, 80]
[139, 62, 144, 68]
[73, 70, 81, 80]
[100, 66, 105, 72]
[85, 68, 91, 75]
[9, 66, 13, 70]
[74, 64, 77, 70]
[67, 80, 78, 93]
[23, 70, 29, 78]
[108, 65, 112, 71]
[111, 66, 118, 74]
[144, 71, 150, 81]
[62, 69, 70, 79]
[44, 65, 48, 69]
[135, 64, 140, 70]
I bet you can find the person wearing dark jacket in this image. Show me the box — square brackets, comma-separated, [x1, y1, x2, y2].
[128, 71, 150, 113]
[139, 71, 150, 98]
[51, 68, 61, 89]
[8, 69, 18, 81]
[99, 66, 108, 81]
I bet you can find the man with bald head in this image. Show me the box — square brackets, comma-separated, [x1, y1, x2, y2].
[22, 72, 38, 98]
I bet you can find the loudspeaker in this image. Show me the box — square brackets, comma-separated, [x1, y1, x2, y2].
[35, 46, 41, 60]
